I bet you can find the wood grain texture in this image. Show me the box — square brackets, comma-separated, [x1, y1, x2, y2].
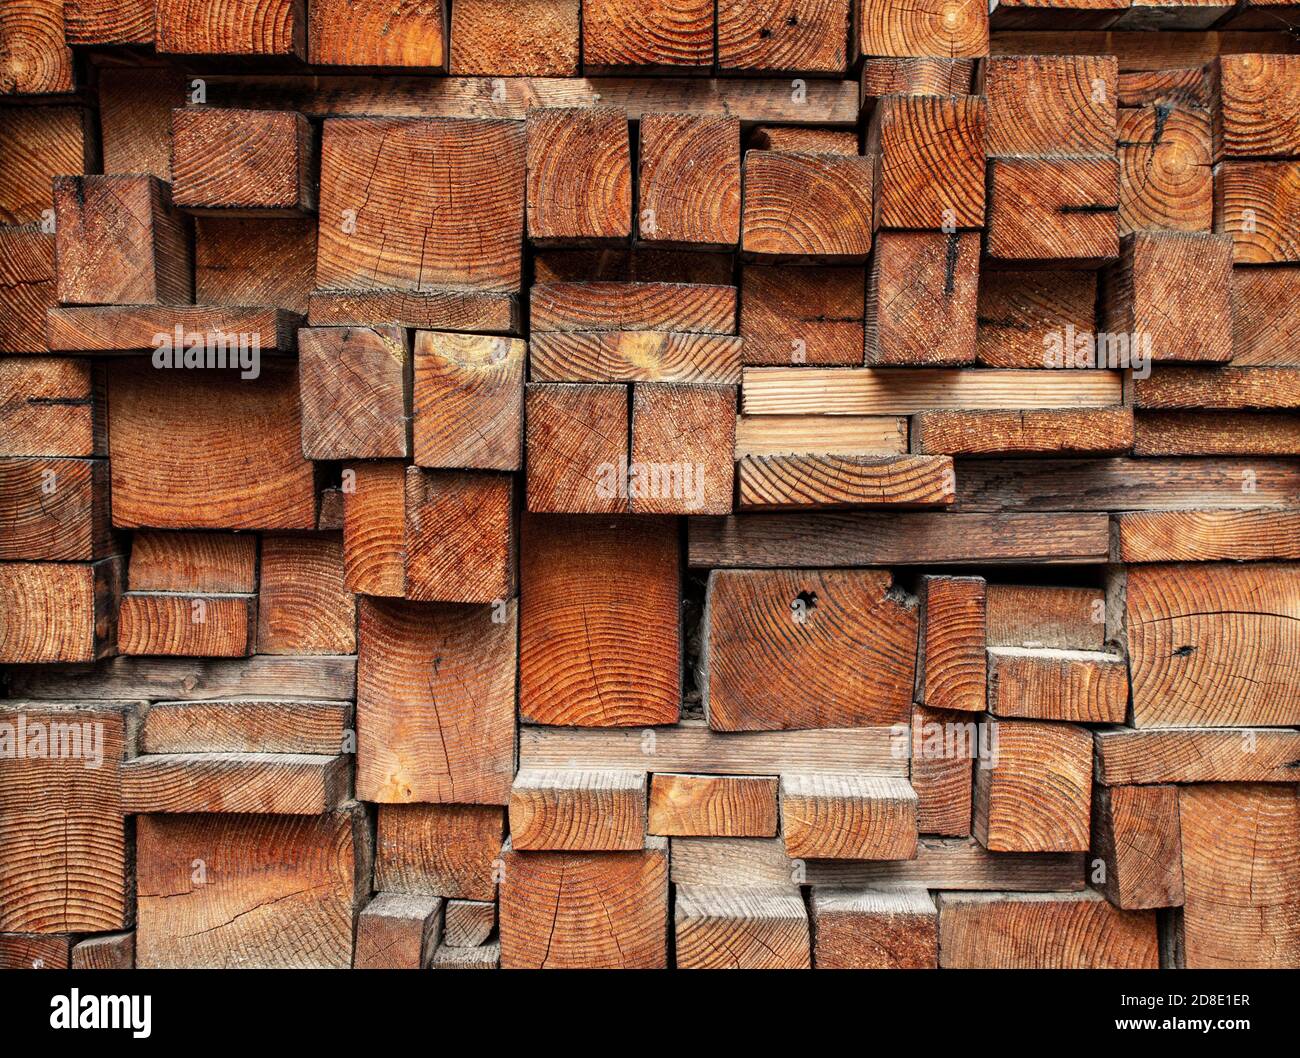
[717, 0, 848, 74]
[308, 288, 519, 334]
[414, 332, 523, 470]
[300, 326, 409, 460]
[1115, 509, 1300, 563]
[1091, 784, 1184, 909]
[0, 105, 88, 227]
[738, 453, 954, 509]
[1119, 104, 1213, 235]
[740, 264, 865, 366]
[353, 893, 441, 969]
[937, 891, 1158, 968]
[865, 231, 978, 366]
[155, 0, 305, 57]
[450, 0, 578, 76]
[0, 558, 121, 663]
[976, 269, 1096, 368]
[128, 532, 255, 593]
[118, 592, 256, 657]
[0, 934, 69, 969]
[374, 803, 504, 901]
[1095, 726, 1300, 785]
[916, 576, 986, 713]
[639, 114, 740, 247]
[1133, 410, 1300, 456]
[256, 533, 355, 655]
[630, 382, 735, 514]
[520, 515, 680, 727]
[913, 409, 1135, 455]
[342, 461, 405, 596]
[509, 769, 647, 851]
[357, 597, 516, 804]
[71, 932, 135, 969]
[526, 107, 631, 243]
[987, 646, 1128, 723]
[500, 841, 669, 968]
[403, 468, 516, 604]
[987, 155, 1119, 262]
[742, 150, 873, 258]
[811, 886, 937, 969]
[582, 0, 713, 71]
[171, 108, 315, 214]
[525, 383, 628, 512]
[442, 899, 495, 947]
[648, 774, 778, 837]
[309, 0, 446, 67]
[0, 456, 112, 561]
[135, 804, 369, 969]
[973, 717, 1092, 852]
[781, 774, 918, 861]
[316, 116, 525, 292]
[532, 282, 736, 334]
[121, 752, 348, 814]
[1214, 161, 1300, 264]
[1232, 267, 1300, 367]
[99, 67, 186, 180]
[734, 414, 907, 457]
[47, 305, 299, 353]
[107, 360, 317, 530]
[0, 0, 74, 94]
[982, 54, 1118, 156]
[910, 705, 974, 836]
[529, 331, 743, 383]
[64, 0, 151, 43]
[986, 584, 1105, 650]
[1212, 54, 1300, 160]
[141, 698, 350, 755]
[1125, 562, 1300, 727]
[675, 885, 811, 969]
[1178, 784, 1299, 968]
[855, 0, 988, 58]
[1133, 366, 1300, 409]
[0, 357, 103, 457]
[432, 941, 499, 968]
[0, 701, 133, 933]
[704, 568, 916, 731]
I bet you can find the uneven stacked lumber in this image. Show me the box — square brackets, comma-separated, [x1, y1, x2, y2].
[0, 2, 1297, 973]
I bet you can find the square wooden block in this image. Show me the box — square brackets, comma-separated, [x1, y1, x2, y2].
[171, 108, 315, 214]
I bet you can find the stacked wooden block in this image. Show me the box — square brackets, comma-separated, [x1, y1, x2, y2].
[1, 0, 1298, 971]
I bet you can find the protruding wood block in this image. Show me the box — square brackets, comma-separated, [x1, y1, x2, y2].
[432, 942, 500, 969]
[54, 174, 191, 307]
[403, 467, 516, 604]
[987, 155, 1119, 262]
[499, 840, 669, 968]
[740, 265, 864, 366]
[1232, 267, 1300, 366]
[135, 804, 369, 969]
[256, 534, 355, 655]
[1178, 784, 1299, 968]
[737, 453, 955, 509]
[0, 558, 121, 663]
[301, 324, 408, 457]
[1133, 366, 1300, 409]
[1092, 784, 1184, 910]
[0, 701, 133, 933]
[443, 899, 495, 947]
[141, 698, 351, 755]
[913, 408, 1135, 455]
[781, 774, 918, 861]
[1115, 509, 1300, 563]
[0, 0, 74, 95]
[129, 533, 257, 594]
[358, 598, 516, 804]
[309, 0, 447, 68]
[354, 893, 443, 969]
[811, 886, 938, 969]
[582, 0, 712, 71]
[194, 217, 314, 313]
[865, 232, 978, 366]
[413, 332, 524, 471]
[718, 0, 848, 74]
[107, 360, 317, 530]
[172, 108, 315, 215]
[986, 585, 1105, 650]
[308, 288, 519, 334]
[675, 885, 811, 969]
[976, 270, 1096, 368]
[118, 592, 256, 658]
[0, 358, 102, 457]
[1096, 726, 1300, 786]
[375, 804, 504, 901]
[449, 0, 579, 76]
[742, 151, 873, 258]
[648, 774, 779, 837]
[1125, 562, 1300, 727]
[316, 116, 525, 292]
[509, 769, 647, 851]
[937, 891, 1159, 968]
[0, 105, 89, 227]
[705, 568, 916, 731]
[868, 95, 986, 230]
[973, 717, 1092, 852]
[0, 227, 56, 353]
[530, 331, 742, 384]
[342, 461, 405, 597]
[0, 456, 112, 561]
[1212, 55, 1300, 161]
[1119, 104, 1213, 235]
[987, 646, 1128, 723]
[638, 114, 740, 248]
[911, 705, 974, 836]
[982, 55, 1117, 155]
[1214, 161, 1300, 264]
[1101, 232, 1233, 363]
[916, 575, 986, 713]
[0, 934, 70, 970]
[47, 305, 299, 353]
[71, 932, 135, 970]
[525, 383, 629, 513]
[1133, 410, 1300, 456]
[855, 0, 988, 58]
[155, 0, 306, 57]
[860, 56, 974, 100]
[526, 107, 631, 244]
[520, 515, 680, 727]
[630, 383, 735, 515]
[121, 751, 348, 814]
[750, 126, 858, 155]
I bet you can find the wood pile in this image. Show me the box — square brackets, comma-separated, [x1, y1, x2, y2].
[0, 1, 1297, 972]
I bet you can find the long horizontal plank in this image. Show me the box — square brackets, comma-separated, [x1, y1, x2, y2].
[205, 76, 859, 124]
[47, 306, 300, 353]
[6, 655, 357, 701]
[669, 836, 1084, 891]
[1094, 726, 1300, 785]
[989, 31, 1299, 70]
[688, 512, 1111, 567]
[1114, 509, 1300, 562]
[121, 753, 349, 814]
[529, 331, 742, 383]
[519, 720, 903, 777]
[734, 415, 908, 458]
[954, 458, 1300, 512]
